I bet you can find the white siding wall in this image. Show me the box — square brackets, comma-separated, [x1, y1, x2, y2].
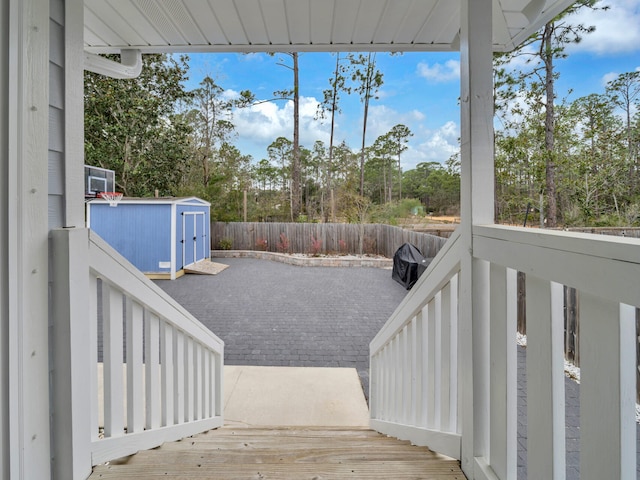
[49, 0, 65, 229]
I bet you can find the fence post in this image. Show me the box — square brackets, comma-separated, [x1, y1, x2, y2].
[51, 228, 93, 479]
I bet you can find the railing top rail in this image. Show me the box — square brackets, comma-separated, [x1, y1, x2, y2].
[473, 224, 640, 308]
[370, 229, 462, 355]
[88, 230, 224, 351]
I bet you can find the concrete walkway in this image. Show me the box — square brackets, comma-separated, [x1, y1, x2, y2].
[223, 366, 370, 427]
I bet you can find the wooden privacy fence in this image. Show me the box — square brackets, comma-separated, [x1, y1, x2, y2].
[211, 222, 448, 259]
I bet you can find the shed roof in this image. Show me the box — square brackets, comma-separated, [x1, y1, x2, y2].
[84, 0, 575, 54]
[88, 196, 211, 207]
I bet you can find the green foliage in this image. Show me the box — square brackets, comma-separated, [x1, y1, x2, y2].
[84, 54, 193, 197]
[217, 237, 233, 250]
[83, 32, 640, 229]
[402, 162, 460, 215]
[369, 199, 424, 225]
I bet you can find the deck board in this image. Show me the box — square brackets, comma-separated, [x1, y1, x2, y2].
[90, 426, 466, 479]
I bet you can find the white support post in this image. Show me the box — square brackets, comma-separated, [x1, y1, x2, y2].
[126, 299, 144, 433]
[391, 335, 399, 423]
[173, 330, 185, 425]
[439, 283, 452, 432]
[458, 0, 495, 474]
[580, 296, 636, 479]
[194, 342, 202, 420]
[0, 3, 7, 476]
[401, 325, 410, 425]
[185, 336, 194, 422]
[89, 273, 99, 442]
[419, 306, 429, 427]
[489, 264, 517, 479]
[382, 345, 390, 422]
[426, 300, 437, 429]
[214, 350, 223, 418]
[410, 315, 421, 426]
[526, 277, 565, 479]
[449, 275, 459, 433]
[103, 284, 124, 438]
[5, 0, 51, 477]
[161, 321, 174, 426]
[145, 312, 161, 430]
[433, 293, 442, 430]
[202, 348, 210, 419]
[51, 228, 93, 480]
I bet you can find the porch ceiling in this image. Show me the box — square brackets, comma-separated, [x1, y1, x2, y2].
[84, 0, 576, 54]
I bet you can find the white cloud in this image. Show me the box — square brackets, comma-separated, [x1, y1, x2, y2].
[497, 44, 542, 72]
[416, 60, 460, 83]
[601, 66, 640, 87]
[403, 121, 460, 171]
[601, 71, 620, 86]
[565, 0, 640, 55]
[231, 95, 330, 160]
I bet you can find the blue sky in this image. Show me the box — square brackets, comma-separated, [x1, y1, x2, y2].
[182, 0, 640, 172]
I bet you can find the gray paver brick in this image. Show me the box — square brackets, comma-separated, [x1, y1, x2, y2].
[156, 257, 407, 399]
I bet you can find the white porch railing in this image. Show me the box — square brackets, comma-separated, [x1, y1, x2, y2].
[370, 225, 639, 480]
[369, 229, 463, 460]
[52, 228, 224, 479]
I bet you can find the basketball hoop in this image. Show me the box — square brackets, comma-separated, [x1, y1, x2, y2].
[99, 191, 123, 207]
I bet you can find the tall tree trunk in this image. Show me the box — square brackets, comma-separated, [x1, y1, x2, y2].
[360, 94, 369, 195]
[291, 52, 301, 221]
[543, 22, 557, 227]
[327, 54, 339, 222]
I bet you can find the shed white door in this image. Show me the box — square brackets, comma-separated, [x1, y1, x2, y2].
[181, 212, 205, 267]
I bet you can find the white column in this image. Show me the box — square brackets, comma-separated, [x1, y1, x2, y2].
[51, 228, 93, 479]
[1, 1, 9, 476]
[5, 0, 51, 478]
[458, 0, 495, 476]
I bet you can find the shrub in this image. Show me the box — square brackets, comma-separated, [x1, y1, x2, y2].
[217, 237, 233, 250]
[276, 233, 290, 253]
[363, 236, 377, 255]
[309, 235, 322, 256]
[338, 239, 348, 254]
[255, 237, 268, 251]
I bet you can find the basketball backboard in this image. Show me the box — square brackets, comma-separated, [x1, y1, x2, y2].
[84, 165, 115, 197]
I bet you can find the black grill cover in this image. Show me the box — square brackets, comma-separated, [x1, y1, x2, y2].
[392, 243, 430, 290]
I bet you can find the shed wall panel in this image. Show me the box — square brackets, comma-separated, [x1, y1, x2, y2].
[89, 204, 173, 273]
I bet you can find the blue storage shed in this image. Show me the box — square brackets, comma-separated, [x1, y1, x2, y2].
[87, 197, 210, 280]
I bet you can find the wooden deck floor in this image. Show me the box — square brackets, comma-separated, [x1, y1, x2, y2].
[89, 426, 466, 479]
